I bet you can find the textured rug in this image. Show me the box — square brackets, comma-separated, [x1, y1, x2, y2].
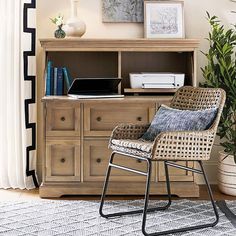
[0, 200, 235, 236]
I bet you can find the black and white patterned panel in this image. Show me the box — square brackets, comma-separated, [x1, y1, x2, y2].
[23, 0, 38, 187]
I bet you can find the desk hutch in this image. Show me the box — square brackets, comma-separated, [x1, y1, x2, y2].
[39, 39, 200, 198]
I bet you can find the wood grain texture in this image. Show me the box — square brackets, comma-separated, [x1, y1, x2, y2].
[39, 182, 199, 198]
[45, 139, 80, 182]
[83, 139, 156, 182]
[84, 103, 155, 136]
[46, 105, 80, 137]
[39, 38, 200, 198]
[40, 38, 200, 52]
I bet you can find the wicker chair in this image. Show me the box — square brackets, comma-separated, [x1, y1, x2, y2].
[99, 86, 226, 236]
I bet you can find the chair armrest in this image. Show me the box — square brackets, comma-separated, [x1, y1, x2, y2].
[109, 123, 150, 142]
[152, 130, 216, 161]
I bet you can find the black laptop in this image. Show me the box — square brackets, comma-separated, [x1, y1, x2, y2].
[67, 78, 124, 99]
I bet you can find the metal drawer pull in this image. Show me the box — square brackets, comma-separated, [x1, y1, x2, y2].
[96, 117, 102, 122]
[60, 117, 66, 121]
[137, 117, 142, 121]
[96, 158, 102, 163]
[60, 158, 66, 163]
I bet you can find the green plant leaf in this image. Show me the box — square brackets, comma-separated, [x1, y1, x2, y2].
[201, 12, 236, 164]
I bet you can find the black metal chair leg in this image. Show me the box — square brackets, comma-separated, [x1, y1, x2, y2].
[142, 159, 152, 235]
[99, 152, 115, 218]
[142, 161, 219, 236]
[199, 161, 219, 226]
[164, 161, 172, 208]
[99, 154, 171, 219]
[100, 156, 219, 235]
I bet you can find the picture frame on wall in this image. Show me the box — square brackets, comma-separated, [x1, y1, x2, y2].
[102, 0, 144, 23]
[144, 1, 185, 38]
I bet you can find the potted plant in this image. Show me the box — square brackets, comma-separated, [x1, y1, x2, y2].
[201, 13, 236, 196]
[50, 14, 66, 39]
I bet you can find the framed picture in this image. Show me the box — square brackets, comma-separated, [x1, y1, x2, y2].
[144, 1, 185, 38]
[102, 0, 144, 23]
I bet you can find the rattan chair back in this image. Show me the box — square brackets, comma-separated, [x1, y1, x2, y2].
[170, 86, 226, 132]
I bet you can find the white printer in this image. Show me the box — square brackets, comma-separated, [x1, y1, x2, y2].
[129, 73, 185, 89]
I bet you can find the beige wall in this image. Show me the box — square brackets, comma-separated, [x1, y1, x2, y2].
[36, 0, 235, 184]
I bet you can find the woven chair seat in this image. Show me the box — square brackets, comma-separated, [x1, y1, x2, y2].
[110, 139, 153, 159]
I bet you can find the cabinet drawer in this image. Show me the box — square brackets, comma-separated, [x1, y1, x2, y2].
[158, 161, 194, 182]
[46, 139, 80, 181]
[84, 139, 155, 182]
[46, 105, 80, 136]
[84, 104, 155, 136]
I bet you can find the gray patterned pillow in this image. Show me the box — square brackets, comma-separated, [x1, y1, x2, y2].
[141, 105, 217, 142]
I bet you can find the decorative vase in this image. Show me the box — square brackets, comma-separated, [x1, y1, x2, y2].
[54, 25, 66, 39]
[218, 151, 236, 196]
[64, 0, 86, 37]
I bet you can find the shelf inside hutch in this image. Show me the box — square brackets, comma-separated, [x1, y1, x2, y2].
[46, 47, 195, 96]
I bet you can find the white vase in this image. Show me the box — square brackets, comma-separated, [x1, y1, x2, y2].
[218, 151, 236, 196]
[64, 0, 86, 37]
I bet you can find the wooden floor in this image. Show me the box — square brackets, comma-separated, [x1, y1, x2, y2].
[0, 185, 235, 201]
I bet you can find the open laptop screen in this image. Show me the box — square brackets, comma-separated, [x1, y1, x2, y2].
[68, 78, 122, 95]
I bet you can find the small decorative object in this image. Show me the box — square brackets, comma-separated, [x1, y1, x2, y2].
[102, 0, 144, 23]
[144, 1, 185, 38]
[201, 13, 236, 196]
[51, 15, 66, 39]
[64, 0, 86, 37]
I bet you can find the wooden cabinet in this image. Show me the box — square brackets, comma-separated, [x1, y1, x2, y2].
[39, 39, 200, 198]
[40, 98, 199, 198]
[84, 103, 155, 136]
[45, 139, 80, 182]
[83, 139, 156, 182]
[46, 104, 80, 136]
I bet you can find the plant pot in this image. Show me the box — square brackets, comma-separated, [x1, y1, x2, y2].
[218, 151, 236, 196]
[54, 26, 66, 39]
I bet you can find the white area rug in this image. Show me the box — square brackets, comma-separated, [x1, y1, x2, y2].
[0, 200, 235, 235]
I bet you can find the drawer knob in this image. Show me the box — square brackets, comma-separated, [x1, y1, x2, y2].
[60, 117, 66, 122]
[96, 117, 102, 122]
[96, 158, 102, 163]
[61, 158, 66, 163]
[137, 117, 142, 121]
[137, 159, 142, 164]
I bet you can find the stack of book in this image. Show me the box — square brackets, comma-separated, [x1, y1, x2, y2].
[45, 61, 73, 96]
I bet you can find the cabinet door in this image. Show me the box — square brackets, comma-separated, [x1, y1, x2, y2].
[158, 161, 194, 182]
[46, 139, 80, 182]
[83, 139, 156, 182]
[46, 104, 80, 136]
[84, 103, 155, 136]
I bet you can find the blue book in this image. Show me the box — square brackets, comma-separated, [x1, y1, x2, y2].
[63, 67, 73, 90]
[46, 61, 52, 95]
[50, 67, 54, 95]
[57, 68, 64, 95]
[53, 67, 58, 95]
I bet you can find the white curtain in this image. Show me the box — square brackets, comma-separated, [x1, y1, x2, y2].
[0, 0, 37, 189]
